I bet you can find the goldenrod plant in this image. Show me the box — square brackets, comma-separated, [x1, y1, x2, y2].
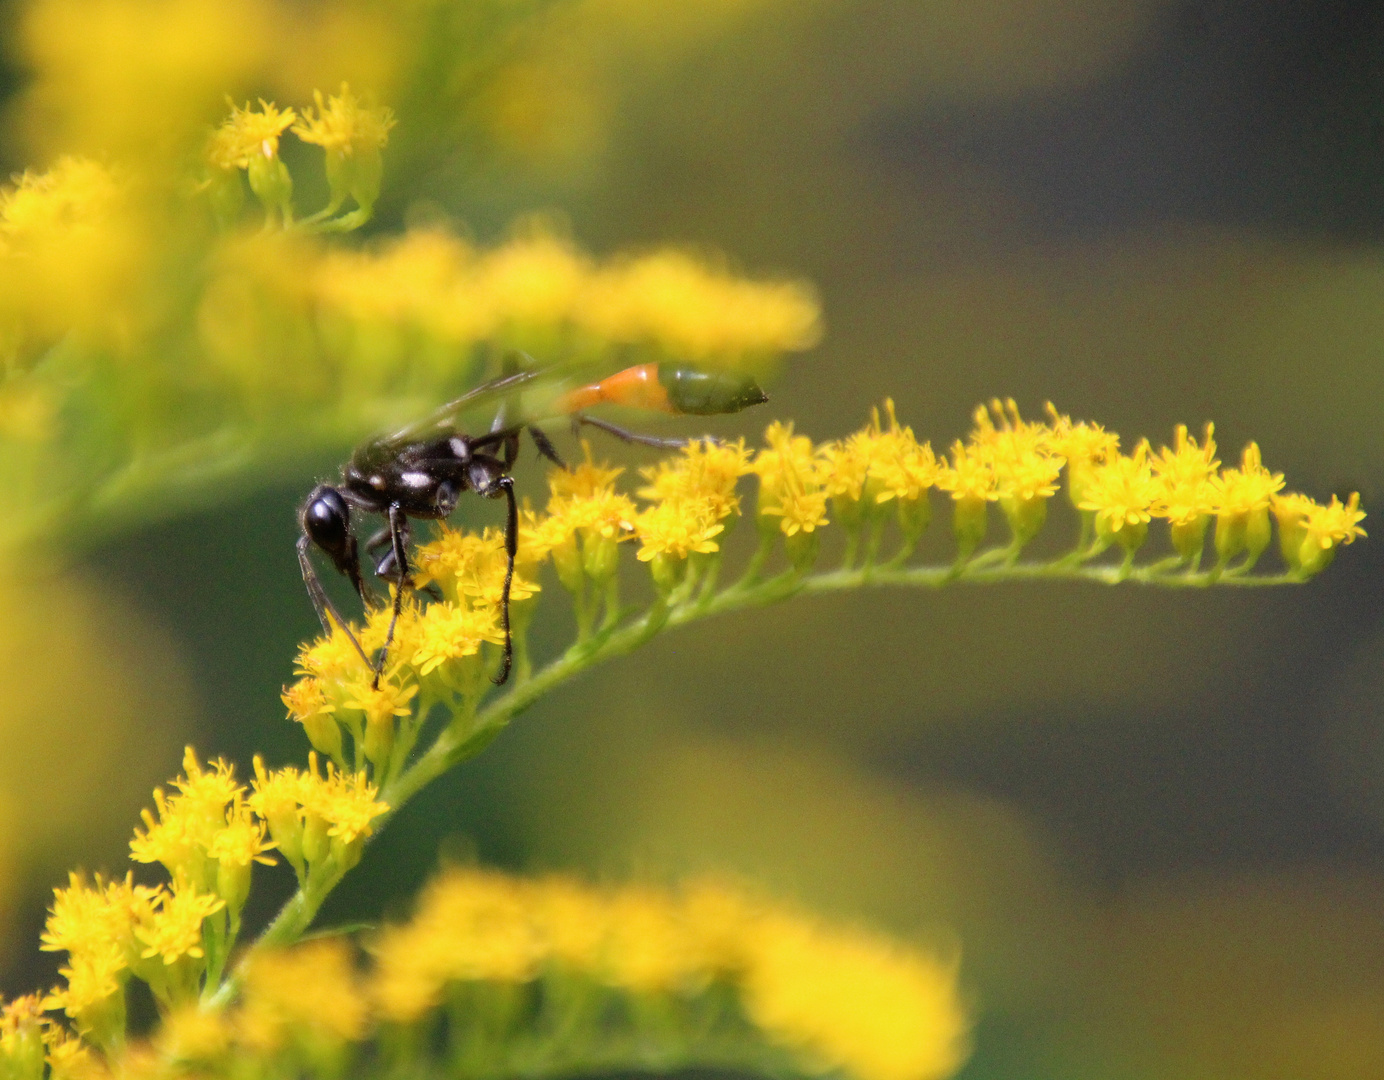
[9, 386, 1365, 1077]
[0, 2, 1371, 1078]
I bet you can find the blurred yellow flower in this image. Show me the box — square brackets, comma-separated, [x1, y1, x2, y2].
[742, 912, 968, 1080]
[238, 939, 369, 1052]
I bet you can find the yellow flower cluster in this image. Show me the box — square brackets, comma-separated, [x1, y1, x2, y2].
[279, 402, 1363, 779]
[128, 749, 274, 926]
[11, 870, 969, 1080]
[39, 750, 386, 1043]
[40, 939, 369, 1079]
[763, 397, 1363, 575]
[372, 867, 969, 1080]
[311, 226, 822, 371]
[634, 437, 752, 586]
[0, 140, 818, 558]
[247, 754, 389, 886]
[0, 156, 148, 359]
[203, 88, 395, 226]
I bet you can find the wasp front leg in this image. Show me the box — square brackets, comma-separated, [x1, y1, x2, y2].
[296, 535, 374, 670]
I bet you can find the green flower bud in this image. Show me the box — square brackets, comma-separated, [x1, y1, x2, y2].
[999, 493, 1046, 550]
[205, 167, 245, 229]
[1170, 515, 1209, 564]
[952, 494, 989, 559]
[247, 153, 293, 219]
[583, 533, 620, 584]
[784, 528, 820, 570]
[649, 552, 685, 593]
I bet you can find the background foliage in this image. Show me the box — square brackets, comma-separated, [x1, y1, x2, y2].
[1, 2, 1383, 1078]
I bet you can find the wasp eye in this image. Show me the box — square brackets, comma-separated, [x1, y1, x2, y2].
[303, 487, 351, 555]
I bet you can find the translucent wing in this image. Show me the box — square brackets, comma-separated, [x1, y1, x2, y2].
[379, 369, 552, 447]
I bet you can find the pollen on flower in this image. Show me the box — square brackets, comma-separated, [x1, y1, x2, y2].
[971, 399, 1054, 465]
[43, 945, 126, 1022]
[341, 676, 418, 729]
[282, 676, 332, 725]
[41, 872, 143, 962]
[298, 757, 389, 848]
[761, 479, 830, 537]
[128, 749, 252, 891]
[42, 1027, 100, 1078]
[868, 404, 941, 506]
[415, 525, 538, 609]
[818, 401, 936, 517]
[1304, 491, 1366, 550]
[754, 421, 828, 535]
[170, 747, 242, 814]
[205, 812, 276, 873]
[548, 448, 626, 501]
[1044, 405, 1119, 509]
[638, 438, 751, 520]
[1044, 405, 1120, 467]
[296, 624, 371, 683]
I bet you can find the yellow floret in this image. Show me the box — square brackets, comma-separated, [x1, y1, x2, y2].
[292, 84, 396, 155]
[1079, 442, 1160, 539]
[209, 99, 296, 169]
[409, 601, 502, 675]
[634, 498, 726, 562]
[130, 883, 223, 969]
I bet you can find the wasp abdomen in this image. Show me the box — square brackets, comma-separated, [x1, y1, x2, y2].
[656, 363, 768, 415]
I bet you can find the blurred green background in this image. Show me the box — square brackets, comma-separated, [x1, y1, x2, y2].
[5, 1, 1384, 1077]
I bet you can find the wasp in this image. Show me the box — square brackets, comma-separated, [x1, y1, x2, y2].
[298, 361, 768, 687]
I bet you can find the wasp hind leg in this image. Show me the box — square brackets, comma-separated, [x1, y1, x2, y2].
[491, 475, 518, 686]
[573, 413, 717, 450]
[527, 424, 568, 470]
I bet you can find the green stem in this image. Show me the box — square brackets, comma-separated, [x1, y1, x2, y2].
[212, 552, 1304, 1006]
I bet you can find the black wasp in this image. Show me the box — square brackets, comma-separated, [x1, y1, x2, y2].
[298, 361, 768, 687]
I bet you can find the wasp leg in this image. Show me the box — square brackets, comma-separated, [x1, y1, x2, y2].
[527, 424, 568, 470]
[298, 535, 374, 669]
[372, 504, 412, 690]
[492, 475, 518, 685]
[573, 413, 717, 450]
[368, 520, 413, 584]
